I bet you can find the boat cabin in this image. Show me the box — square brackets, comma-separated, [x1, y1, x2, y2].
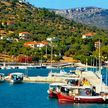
[59, 85, 96, 96]
[65, 77, 80, 86]
[47, 83, 66, 98]
[9, 72, 24, 83]
[48, 83, 66, 92]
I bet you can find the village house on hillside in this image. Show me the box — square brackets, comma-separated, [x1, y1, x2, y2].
[47, 37, 59, 42]
[24, 41, 48, 48]
[7, 21, 15, 26]
[1, 21, 15, 27]
[82, 33, 95, 39]
[19, 0, 26, 3]
[19, 32, 31, 40]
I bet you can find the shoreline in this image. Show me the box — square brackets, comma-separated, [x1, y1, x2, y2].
[0, 61, 108, 69]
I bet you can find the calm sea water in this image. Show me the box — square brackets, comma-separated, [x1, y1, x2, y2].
[0, 67, 108, 108]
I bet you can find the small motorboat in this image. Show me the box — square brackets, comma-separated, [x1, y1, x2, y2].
[8, 72, 24, 84]
[57, 85, 106, 103]
[47, 83, 66, 98]
[0, 73, 5, 82]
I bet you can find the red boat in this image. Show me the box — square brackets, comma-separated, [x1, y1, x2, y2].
[47, 77, 80, 98]
[47, 83, 66, 98]
[57, 92, 75, 103]
[75, 95, 104, 103]
[57, 85, 105, 103]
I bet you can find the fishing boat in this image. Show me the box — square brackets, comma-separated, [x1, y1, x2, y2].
[8, 72, 24, 84]
[47, 83, 66, 98]
[57, 85, 77, 103]
[0, 73, 5, 82]
[57, 85, 105, 103]
[47, 77, 81, 98]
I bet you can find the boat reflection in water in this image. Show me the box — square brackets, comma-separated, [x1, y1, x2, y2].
[7, 72, 24, 84]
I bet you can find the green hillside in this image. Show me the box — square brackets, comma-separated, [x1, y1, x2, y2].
[0, 0, 108, 64]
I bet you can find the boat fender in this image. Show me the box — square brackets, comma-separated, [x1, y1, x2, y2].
[86, 90, 90, 95]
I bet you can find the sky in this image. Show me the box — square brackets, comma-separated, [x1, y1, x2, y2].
[26, 0, 108, 9]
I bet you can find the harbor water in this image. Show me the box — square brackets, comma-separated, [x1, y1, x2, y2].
[0, 67, 108, 108]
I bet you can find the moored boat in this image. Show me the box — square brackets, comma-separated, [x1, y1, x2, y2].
[57, 85, 105, 103]
[0, 73, 5, 82]
[47, 83, 66, 98]
[8, 72, 24, 84]
[57, 92, 75, 103]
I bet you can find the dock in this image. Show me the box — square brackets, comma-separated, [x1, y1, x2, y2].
[81, 71, 108, 93]
[23, 71, 108, 93]
[23, 76, 64, 83]
[4, 71, 108, 93]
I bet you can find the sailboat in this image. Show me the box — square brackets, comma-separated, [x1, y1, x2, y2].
[95, 40, 103, 92]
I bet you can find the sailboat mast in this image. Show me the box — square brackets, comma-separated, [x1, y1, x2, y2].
[99, 40, 101, 73]
[99, 39, 102, 91]
[51, 40, 53, 69]
[86, 58, 88, 71]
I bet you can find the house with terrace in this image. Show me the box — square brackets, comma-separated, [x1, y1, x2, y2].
[24, 41, 48, 49]
[82, 33, 95, 39]
[19, 32, 31, 40]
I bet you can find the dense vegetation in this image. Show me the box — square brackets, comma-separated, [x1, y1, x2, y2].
[0, 0, 108, 64]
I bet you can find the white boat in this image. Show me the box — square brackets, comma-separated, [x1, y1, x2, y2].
[48, 69, 68, 77]
[0, 73, 5, 82]
[8, 72, 24, 84]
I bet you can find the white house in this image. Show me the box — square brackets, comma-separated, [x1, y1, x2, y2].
[47, 37, 59, 42]
[19, 0, 26, 3]
[82, 33, 95, 39]
[19, 32, 30, 40]
[24, 41, 48, 48]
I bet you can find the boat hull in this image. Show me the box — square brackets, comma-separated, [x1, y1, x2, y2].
[0, 79, 5, 83]
[57, 93, 105, 103]
[10, 79, 23, 84]
[57, 93, 74, 103]
[75, 96, 104, 103]
[48, 90, 58, 98]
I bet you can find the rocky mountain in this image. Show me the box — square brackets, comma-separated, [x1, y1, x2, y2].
[51, 7, 108, 29]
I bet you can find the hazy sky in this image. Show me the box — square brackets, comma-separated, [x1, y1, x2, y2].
[26, 0, 108, 9]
